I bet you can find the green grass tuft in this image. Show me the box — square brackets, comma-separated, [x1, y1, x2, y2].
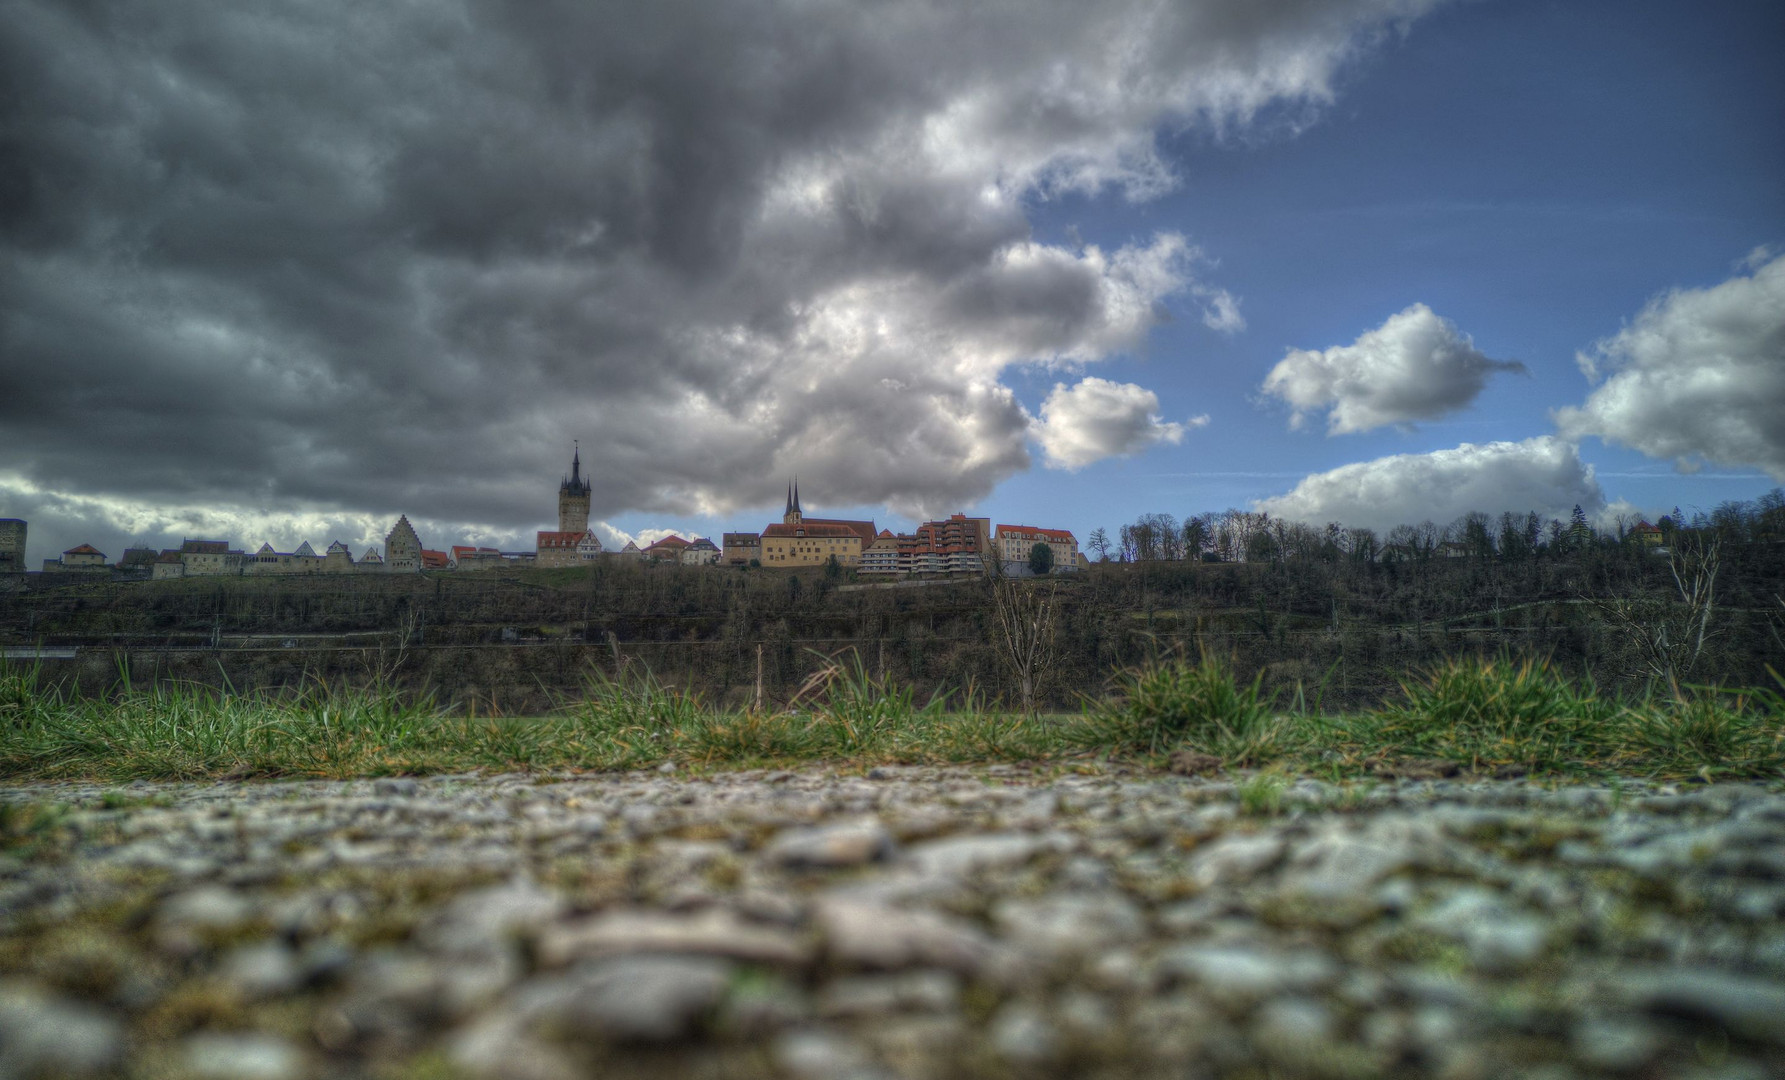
[1080, 651, 1282, 762]
[0, 654, 1779, 783]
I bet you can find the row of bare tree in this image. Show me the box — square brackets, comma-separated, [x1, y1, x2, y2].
[1084, 488, 1785, 567]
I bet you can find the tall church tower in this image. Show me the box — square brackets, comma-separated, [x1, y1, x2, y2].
[559, 443, 592, 533]
[783, 479, 803, 526]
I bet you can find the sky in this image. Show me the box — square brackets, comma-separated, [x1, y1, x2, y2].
[2, 0, 1781, 565]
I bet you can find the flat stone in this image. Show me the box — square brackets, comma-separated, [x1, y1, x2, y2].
[158, 884, 254, 932]
[774, 1029, 882, 1080]
[988, 1001, 1057, 1064]
[1188, 832, 1284, 888]
[904, 831, 1056, 878]
[219, 940, 303, 998]
[1622, 969, 1785, 1046]
[450, 1012, 580, 1080]
[548, 955, 733, 1043]
[0, 980, 124, 1077]
[1571, 1015, 1660, 1072]
[1414, 888, 1549, 972]
[990, 892, 1145, 961]
[422, 878, 564, 954]
[185, 1032, 304, 1080]
[536, 908, 812, 967]
[815, 898, 1001, 977]
[1155, 944, 1339, 1006]
[1279, 816, 1434, 901]
[766, 819, 896, 869]
[817, 972, 959, 1018]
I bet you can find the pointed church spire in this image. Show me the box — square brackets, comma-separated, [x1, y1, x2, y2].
[785, 481, 794, 516]
[793, 477, 802, 514]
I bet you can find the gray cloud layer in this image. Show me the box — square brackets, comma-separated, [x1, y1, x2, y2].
[1, 0, 1444, 555]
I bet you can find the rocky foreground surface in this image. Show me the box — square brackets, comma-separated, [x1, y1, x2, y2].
[2, 766, 1783, 1079]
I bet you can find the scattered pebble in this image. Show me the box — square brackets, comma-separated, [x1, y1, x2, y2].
[1, 767, 1781, 1078]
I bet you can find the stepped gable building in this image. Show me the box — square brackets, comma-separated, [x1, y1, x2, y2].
[0, 519, 25, 574]
[759, 481, 874, 567]
[384, 516, 423, 572]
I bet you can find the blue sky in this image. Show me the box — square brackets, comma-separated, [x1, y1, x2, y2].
[601, 0, 1782, 547]
[4, 0, 1781, 563]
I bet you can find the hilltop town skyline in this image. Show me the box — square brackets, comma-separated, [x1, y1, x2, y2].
[1, 1, 1779, 574]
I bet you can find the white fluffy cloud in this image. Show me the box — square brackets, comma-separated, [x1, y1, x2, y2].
[1555, 252, 1785, 480]
[1261, 304, 1524, 434]
[1255, 436, 1604, 532]
[1033, 378, 1200, 470]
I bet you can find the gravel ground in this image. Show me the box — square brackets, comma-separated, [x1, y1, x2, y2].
[2, 765, 1783, 1079]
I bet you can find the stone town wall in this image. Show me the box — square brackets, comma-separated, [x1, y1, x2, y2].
[0, 519, 24, 573]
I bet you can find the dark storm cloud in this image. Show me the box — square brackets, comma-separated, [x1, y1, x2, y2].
[0, 0, 1445, 556]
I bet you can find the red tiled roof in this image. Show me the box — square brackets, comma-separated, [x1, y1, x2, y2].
[997, 525, 1076, 542]
[799, 517, 877, 545]
[420, 550, 450, 568]
[762, 523, 862, 540]
[65, 544, 103, 555]
[537, 531, 587, 549]
[644, 535, 689, 551]
[722, 533, 760, 545]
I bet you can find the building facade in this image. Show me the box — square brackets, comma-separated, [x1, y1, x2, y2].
[995, 524, 1079, 573]
[858, 514, 989, 576]
[559, 445, 591, 533]
[0, 519, 24, 574]
[536, 529, 601, 568]
[384, 516, 423, 572]
[758, 482, 874, 568]
[43, 544, 108, 572]
[117, 548, 158, 573]
[682, 537, 720, 565]
[643, 535, 690, 561]
[322, 541, 356, 572]
[180, 539, 244, 576]
[722, 532, 761, 565]
[244, 541, 325, 575]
